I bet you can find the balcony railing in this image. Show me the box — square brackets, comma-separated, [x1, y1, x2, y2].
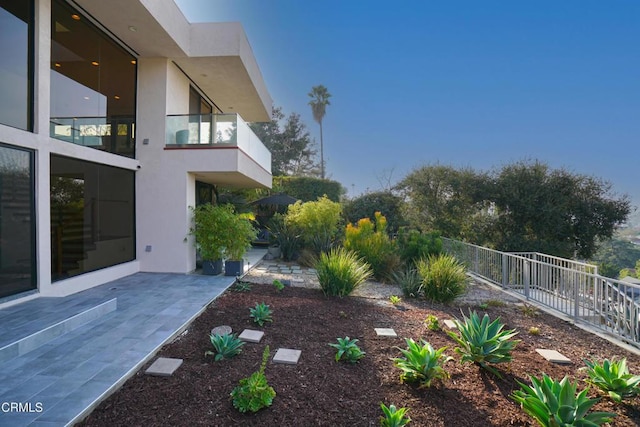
[442, 237, 640, 348]
[165, 113, 271, 169]
[49, 116, 135, 158]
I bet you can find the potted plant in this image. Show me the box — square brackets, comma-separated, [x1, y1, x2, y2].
[189, 204, 234, 275]
[224, 211, 258, 276]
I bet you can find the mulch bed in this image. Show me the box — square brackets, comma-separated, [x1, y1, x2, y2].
[79, 283, 640, 426]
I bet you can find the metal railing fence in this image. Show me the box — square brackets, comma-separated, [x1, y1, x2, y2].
[442, 238, 640, 348]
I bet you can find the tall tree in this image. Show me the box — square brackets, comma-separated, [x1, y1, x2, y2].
[397, 160, 631, 260]
[250, 106, 320, 177]
[308, 85, 331, 179]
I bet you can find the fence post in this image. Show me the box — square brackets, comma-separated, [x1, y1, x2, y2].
[574, 271, 580, 319]
[501, 253, 508, 289]
[524, 260, 530, 299]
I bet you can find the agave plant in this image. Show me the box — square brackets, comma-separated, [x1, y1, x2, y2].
[328, 336, 365, 363]
[250, 302, 273, 326]
[392, 338, 452, 387]
[380, 403, 411, 427]
[511, 374, 616, 427]
[447, 310, 519, 377]
[205, 333, 245, 361]
[584, 358, 640, 403]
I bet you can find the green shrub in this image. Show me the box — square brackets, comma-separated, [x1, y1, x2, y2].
[273, 176, 344, 202]
[205, 333, 245, 361]
[584, 358, 640, 402]
[315, 247, 373, 297]
[273, 279, 285, 291]
[392, 338, 452, 388]
[344, 212, 400, 281]
[397, 229, 442, 266]
[250, 302, 273, 326]
[392, 268, 422, 298]
[380, 403, 411, 427]
[416, 254, 467, 303]
[285, 196, 342, 251]
[328, 337, 365, 363]
[447, 311, 519, 377]
[389, 295, 402, 305]
[511, 374, 616, 427]
[343, 191, 405, 234]
[268, 213, 301, 261]
[230, 346, 276, 413]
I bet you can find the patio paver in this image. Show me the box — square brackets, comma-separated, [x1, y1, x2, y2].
[273, 348, 301, 364]
[145, 357, 183, 376]
[535, 348, 572, 364]
[374, 328, 397, 337]
[238, 329, 264, 343]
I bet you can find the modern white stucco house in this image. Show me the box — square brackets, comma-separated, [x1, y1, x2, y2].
[0, 0, 272, 306]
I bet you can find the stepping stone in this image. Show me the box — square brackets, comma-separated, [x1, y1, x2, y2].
[536, 349, 571, 364]
[273, 348, 301, 364]
[210, 325, 232, 336]
[145, 357, 183, 377]
[443, 320, 458, 329]
[238, 329, 264, 343]
[374, 328, 397, 337]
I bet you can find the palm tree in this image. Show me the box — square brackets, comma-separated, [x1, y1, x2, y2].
[308, 85, 331, 179]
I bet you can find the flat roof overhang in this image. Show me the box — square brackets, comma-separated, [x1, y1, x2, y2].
[74, 0, 272, 122]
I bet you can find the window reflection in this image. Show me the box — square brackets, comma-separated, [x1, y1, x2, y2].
[50, 0, 136, 157]
[0, 0, 32, 130]
[0, 144, 36, 297]
[51, 155, 135, 281]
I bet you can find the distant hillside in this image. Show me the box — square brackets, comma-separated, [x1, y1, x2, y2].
[591, 237, 640, 278]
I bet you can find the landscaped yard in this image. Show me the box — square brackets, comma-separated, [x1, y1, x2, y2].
[79, 281, 640, 426]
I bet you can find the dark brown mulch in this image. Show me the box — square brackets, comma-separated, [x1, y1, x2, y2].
[79, 283, 640, 426]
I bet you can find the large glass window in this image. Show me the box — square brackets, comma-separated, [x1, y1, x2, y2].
[0, 144, 35, 298]
[51, 155, 135, 281]
[0, 0, 33, 130]
[50, 0, 136, 157]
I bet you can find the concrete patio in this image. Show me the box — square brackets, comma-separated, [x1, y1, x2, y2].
[0, 249, 265, 426]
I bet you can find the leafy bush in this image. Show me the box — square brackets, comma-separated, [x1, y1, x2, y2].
[189, 203, 235, 261]
[396, 229, 442, 266]
[344, 212, 400, 281]
[584, 358, 640, 402]
[511, 374, 616, 427]
[273, 176, 344, 202]
[205, 333, 245, 361]
[392, 338, 452, 388]
[268, 213, 301, 261]
[231, 346, 276, 413]
[389, 295, 402, 305]
[250, 302, 273, 326]
[416, 254, 467, 303]
[343, 191, 405, 234]
[328, 337, 365, 363]
[285, 196, 342, 251]
[380, 403, 411, 427]
[392, 268, 422, 298]
[315, 247, 373, 297]
[447, 311, 519, 377]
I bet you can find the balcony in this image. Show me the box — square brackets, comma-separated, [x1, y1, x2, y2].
[50, 116, 135, 158]
[165, 113, 271, 188]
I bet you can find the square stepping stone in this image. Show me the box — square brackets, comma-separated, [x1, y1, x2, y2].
[443, 319, 458, 329]
[374, 328, 397, 337]
[238, 329, 264, 343]
[536, 349, 571, 364]
[273, 348, 301, 364]
[145, 357, 183, 377]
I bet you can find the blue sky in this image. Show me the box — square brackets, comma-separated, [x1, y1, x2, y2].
[176, 0, 639, 208]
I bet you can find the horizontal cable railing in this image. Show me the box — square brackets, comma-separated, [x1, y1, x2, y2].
[442, 237, 640, 348]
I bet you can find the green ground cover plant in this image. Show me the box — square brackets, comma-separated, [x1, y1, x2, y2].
[230, 346, 276, 413]
[380, 403, 411, 427]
